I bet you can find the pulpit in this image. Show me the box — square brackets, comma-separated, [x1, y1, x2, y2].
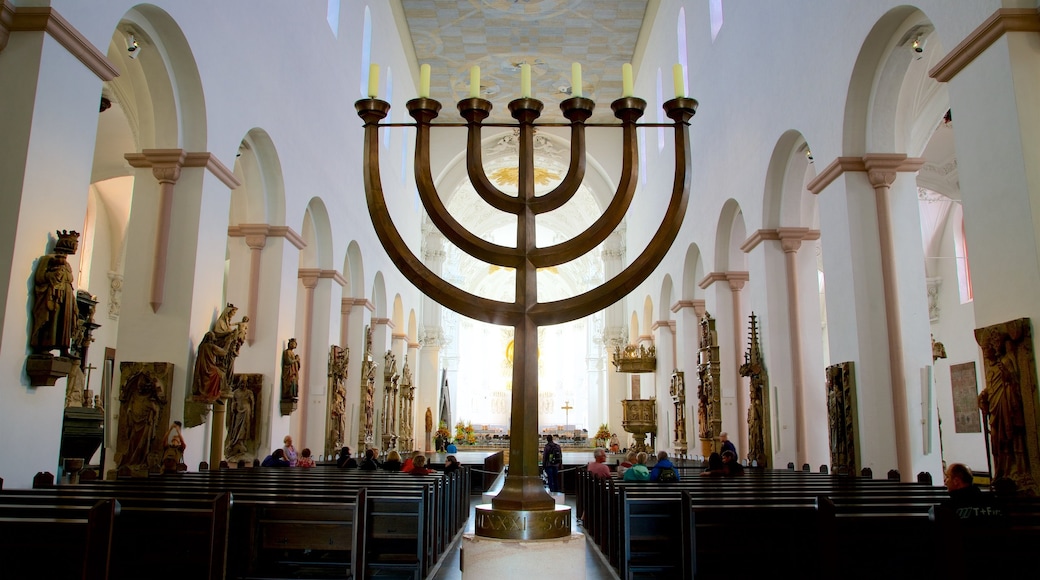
[621, 398, 657, 453]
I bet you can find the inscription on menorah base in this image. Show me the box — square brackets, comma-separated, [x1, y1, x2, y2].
[474, 503, 572, 540]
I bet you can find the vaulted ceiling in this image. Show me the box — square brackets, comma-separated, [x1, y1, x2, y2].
[397, 0, 650, 123]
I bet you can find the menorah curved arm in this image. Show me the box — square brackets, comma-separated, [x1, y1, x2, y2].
[457, 98, 525, 215]
[529, 98, 645, 268]
[409, 99, 525, 268]
[528, 98, 697, 326]
[358, 99, 524, 326]
[529, 97, 595, 214]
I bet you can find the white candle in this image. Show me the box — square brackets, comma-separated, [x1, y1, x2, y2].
[419, 63, 431, 98]
[571, 62, 582, 98]
[622, 63, 633, 97]
[367, 63, 380, 98]
[470, 65, 480, 98]
[673, 63, 685, 98]
[521, 63, 531, 98]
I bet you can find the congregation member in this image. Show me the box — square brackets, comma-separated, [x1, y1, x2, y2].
[282, 435, 299, 467]
[402, 450, 421, 472]
[701, 453, 726, 477]
[586, 448, 611, 479]
[622, 452, 650, 481]
[336, 446, 357, 468]
[649, 450, 679, 482]
[261, 448, 290, 467]
[382, 450, 404, 471]
[943, 463, 1003, 521]
[721, 450, 744, 476]
[407, 455, 435, 475]
[296, 448, 316, 468]
[358, 448, 381, 471]
[542, 435, 563, 493]
[719, 432, 736, 457]
[444, 455, 461, 473]
[616, 451, 636, 478]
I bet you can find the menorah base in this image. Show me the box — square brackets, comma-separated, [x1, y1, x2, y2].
[474, 504, 572, 540]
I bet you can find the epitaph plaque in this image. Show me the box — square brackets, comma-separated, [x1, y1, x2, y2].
[950, 362, 981, 433]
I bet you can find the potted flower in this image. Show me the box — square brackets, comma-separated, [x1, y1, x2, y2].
[594, 423, 611, 447]
[435, 421, 452, 451]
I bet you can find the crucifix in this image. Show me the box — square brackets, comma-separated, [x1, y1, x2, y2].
[561, 401, 573, 425]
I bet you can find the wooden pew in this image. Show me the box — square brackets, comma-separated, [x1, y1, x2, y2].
[0, 498, 117, 580]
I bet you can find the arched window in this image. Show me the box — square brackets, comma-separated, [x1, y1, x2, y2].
[709, 0, 723, 42]
[327, 0, 340, 36]
[953, 205, 973, 303]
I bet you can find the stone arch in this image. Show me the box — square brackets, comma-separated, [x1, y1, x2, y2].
[682, 243, 705, 301]
[392, 294, 405, 332]
[345, 241, 365, 300]
[300, 198, 333, 270]
[714, 199, 747, 272]
[642, 296, 654, 340]
[371, 271, 387, 319]
[112, 4, 207, 150]
[229, 128, 286, 227]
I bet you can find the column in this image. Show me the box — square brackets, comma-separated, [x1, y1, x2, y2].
[296, 269, 319, 445]
[727, 274, 749, 458]
[652, 319, 676, 449]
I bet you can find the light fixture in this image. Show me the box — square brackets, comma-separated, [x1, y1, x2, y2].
[126, 33, 140, 59]
[805, 148, 814, 162]
[911, 34, 925, 54]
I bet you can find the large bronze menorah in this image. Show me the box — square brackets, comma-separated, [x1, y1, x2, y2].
[357, 88, 695, 540]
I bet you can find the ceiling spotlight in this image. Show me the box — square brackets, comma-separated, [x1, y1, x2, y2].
[911, 34, 925, 54]
[558, 85, 572, 95]
[126, 33, 141, 59]
[805, 149, 814, 162]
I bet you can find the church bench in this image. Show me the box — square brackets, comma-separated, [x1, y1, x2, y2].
[0, 498, 117, 580]
[72, 468, 469, 579]
[930, 496, 1040, 580]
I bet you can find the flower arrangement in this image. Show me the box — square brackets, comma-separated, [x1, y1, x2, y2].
[455, 421, 466, 443]
[594, 423, 611, 441]
[435, 421, 451, 440]
[465, 422, 476, 445]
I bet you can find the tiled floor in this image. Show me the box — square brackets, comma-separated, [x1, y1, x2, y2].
[431, 495, 619, 580]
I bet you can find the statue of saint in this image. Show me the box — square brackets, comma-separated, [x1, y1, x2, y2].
[192, 331, 229, 402]
[30, 231, 79, 356]
[226, 384, 255, 457]
[162, 420, 186, 467]
[425, 407, 433, 435]
[118, 372, 164, 470]
[282, 338, 300, 401]
[978, 328, 1031, 486]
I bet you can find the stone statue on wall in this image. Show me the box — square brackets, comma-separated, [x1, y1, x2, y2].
[30, 230, 79, 357]
[975, 319, 1040, 495]
[399, 362, 414, 450]
[226, 381, 255, 457]
[382, 351, 399, 451]
[281, 337, 300, 401]
[697, 312, 721, 453]
[192, 304, 249, 403]
[359, 327, 376, 451]
[115, 362, 173, 474]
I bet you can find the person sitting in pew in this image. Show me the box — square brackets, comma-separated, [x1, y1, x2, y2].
[616, 451, 636, 478]
[359, 448, 380, 470]
[721, 450, 744, 476]
[336, 446, 358, 468]
[261, 448, 290, 467]
[402, 450, 421, 472]
[382, 450, 404, 471]
[587, 448, 612, 479]
[406, 455, 435, 475]
[444, 455, 461, 473]
[622, 452, 650, 481]
[701, 452, 726, 477]
[943, 463, 1004, 521]
[296, 448, 316, 468]
[649, 450, 680, 482]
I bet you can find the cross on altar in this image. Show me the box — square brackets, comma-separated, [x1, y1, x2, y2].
[561, 401, 573, 424]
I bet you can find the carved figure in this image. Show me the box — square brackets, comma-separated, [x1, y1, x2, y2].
[976, 322, 1037, 493]
[118, 372, 164, 469]
[327, 345, 348, 455]
[162, 421, 186, 467]
[192, 304, 248, 403]
[226, 384, 255, 457]
[282, 338, 300, 401]
[426, 407, 433, 434]
[30, 231, 79, 356]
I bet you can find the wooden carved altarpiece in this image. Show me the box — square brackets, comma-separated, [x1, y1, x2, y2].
[739, 312, 771, 467]
[825, 361, 859, 476]
[326, 345, 349, 458]
[697, 312, 722, 456]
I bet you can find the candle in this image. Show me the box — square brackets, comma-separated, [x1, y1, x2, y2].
[571, 62, 582, 98]
[521, 63, 531, 98]
[419, 63, 431, 98]
[673, 63, 685, 98]
[470, 65, 480, 98]
[622, 63, 633, 97]
[367, 63, 380, 98]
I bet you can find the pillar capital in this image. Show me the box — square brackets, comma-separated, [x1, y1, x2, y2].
[298, 268, 320, 289]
